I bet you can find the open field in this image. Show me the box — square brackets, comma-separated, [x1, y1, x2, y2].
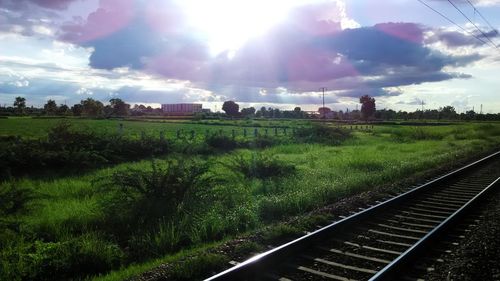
[0, 117, 308, 139]
[1, 118, 500, 281]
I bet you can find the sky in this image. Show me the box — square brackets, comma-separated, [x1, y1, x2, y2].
[0, 0, 499, 113]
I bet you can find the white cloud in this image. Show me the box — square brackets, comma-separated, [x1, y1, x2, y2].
[32, 25, 54, 36]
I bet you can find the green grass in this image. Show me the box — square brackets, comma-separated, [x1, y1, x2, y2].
[0, 117, 299, 139]
[1, 121, 500, 280]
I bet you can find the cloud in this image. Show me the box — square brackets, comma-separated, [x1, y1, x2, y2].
[0, 0, 491, 107]
[58, 1, 480, 101]
[427, 28, 499, 48]
[431, 0, 500, 6]
[0, 0, 82, 10]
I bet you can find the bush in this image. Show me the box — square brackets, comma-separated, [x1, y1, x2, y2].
[293, 124, 351, 145]
[0, 183, 35, 217]
[205, 134, 239, 150]
[250, 135, 280, 148]
[99, 158, 212, 229]
[0, 122, 171, 179]
[1, 234, 123, 281]
[225, 154, 295, 179]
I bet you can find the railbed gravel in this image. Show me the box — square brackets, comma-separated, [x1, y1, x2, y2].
[424, 186, 500, 281]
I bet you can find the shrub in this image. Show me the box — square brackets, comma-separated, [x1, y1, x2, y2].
[0, 122, 171, 179]
[99, 158, 212, 227]
[0, 183, 35, 217]
[293, 124, 351, 145]
[225, 154, 295, 180]
[250, 135, 280, 148]
[205, 134, 239, 150]
[1, 234, 123, 281]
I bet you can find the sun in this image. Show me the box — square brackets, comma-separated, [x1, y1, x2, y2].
[177, 0, 314, 56]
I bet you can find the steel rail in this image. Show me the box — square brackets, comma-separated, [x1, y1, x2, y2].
[370, 176, 500, 280]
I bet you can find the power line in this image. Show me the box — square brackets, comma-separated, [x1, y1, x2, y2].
[416, 0, 488, 45]
[446, 0, 498, 48]
[464, 0, 497, 33]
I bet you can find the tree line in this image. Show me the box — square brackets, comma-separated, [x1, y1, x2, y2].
[2, 97, 131, 117]
[1, 96, 499, 121]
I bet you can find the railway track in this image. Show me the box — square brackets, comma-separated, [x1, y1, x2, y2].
[205, 151, 500, 281]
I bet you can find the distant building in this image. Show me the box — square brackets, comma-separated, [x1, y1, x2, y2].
[161, 103, 202, 116]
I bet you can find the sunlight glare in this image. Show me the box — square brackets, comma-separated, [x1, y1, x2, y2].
[177, 0, 313, 56]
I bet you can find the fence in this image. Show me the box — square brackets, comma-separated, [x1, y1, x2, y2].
[116, 124, 376, 141]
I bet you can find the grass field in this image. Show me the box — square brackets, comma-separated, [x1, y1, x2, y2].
[1, 118, 500, 281]
[0, 117, 305, 139]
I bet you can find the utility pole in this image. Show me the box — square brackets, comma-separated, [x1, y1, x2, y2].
[319, 87, 327, 121]
[480, 104, 483, 114]
[319, 87, 326, 109]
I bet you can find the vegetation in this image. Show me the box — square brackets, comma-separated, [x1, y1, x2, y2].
[0, 118, 500, 281]
[222, 100, 239, 117]
[360, 95, 376, 120]
[2, 96, 500, 121]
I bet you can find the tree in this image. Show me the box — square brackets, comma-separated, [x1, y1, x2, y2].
[57, 104, 70, 116]
[44, 99, 58, 115]
[222, 101, 239, 117]
[318, 107, 332, 119]
[81, 98, 104, 117]
[109, 98, 130, 116]
[240, 107, 256, 117]
[440, 106, 457, 120]
[13, 97, 26, 115]
[360, 95, 376, 120]
[256, 106, 268, 118]
[71, 104, 83, 116]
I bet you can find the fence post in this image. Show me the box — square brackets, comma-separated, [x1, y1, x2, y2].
[118, 123, 124, 136]
[265, 128, 268, 136]
[243, 128, 247, 137]
[232, 129, 235, 139]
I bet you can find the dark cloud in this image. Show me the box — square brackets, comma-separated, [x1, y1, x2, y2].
[335, 88, 403, 98]
[29, 0, 78, 10]
[0, 0, 78, 10]
[426, 29, 498, 47]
